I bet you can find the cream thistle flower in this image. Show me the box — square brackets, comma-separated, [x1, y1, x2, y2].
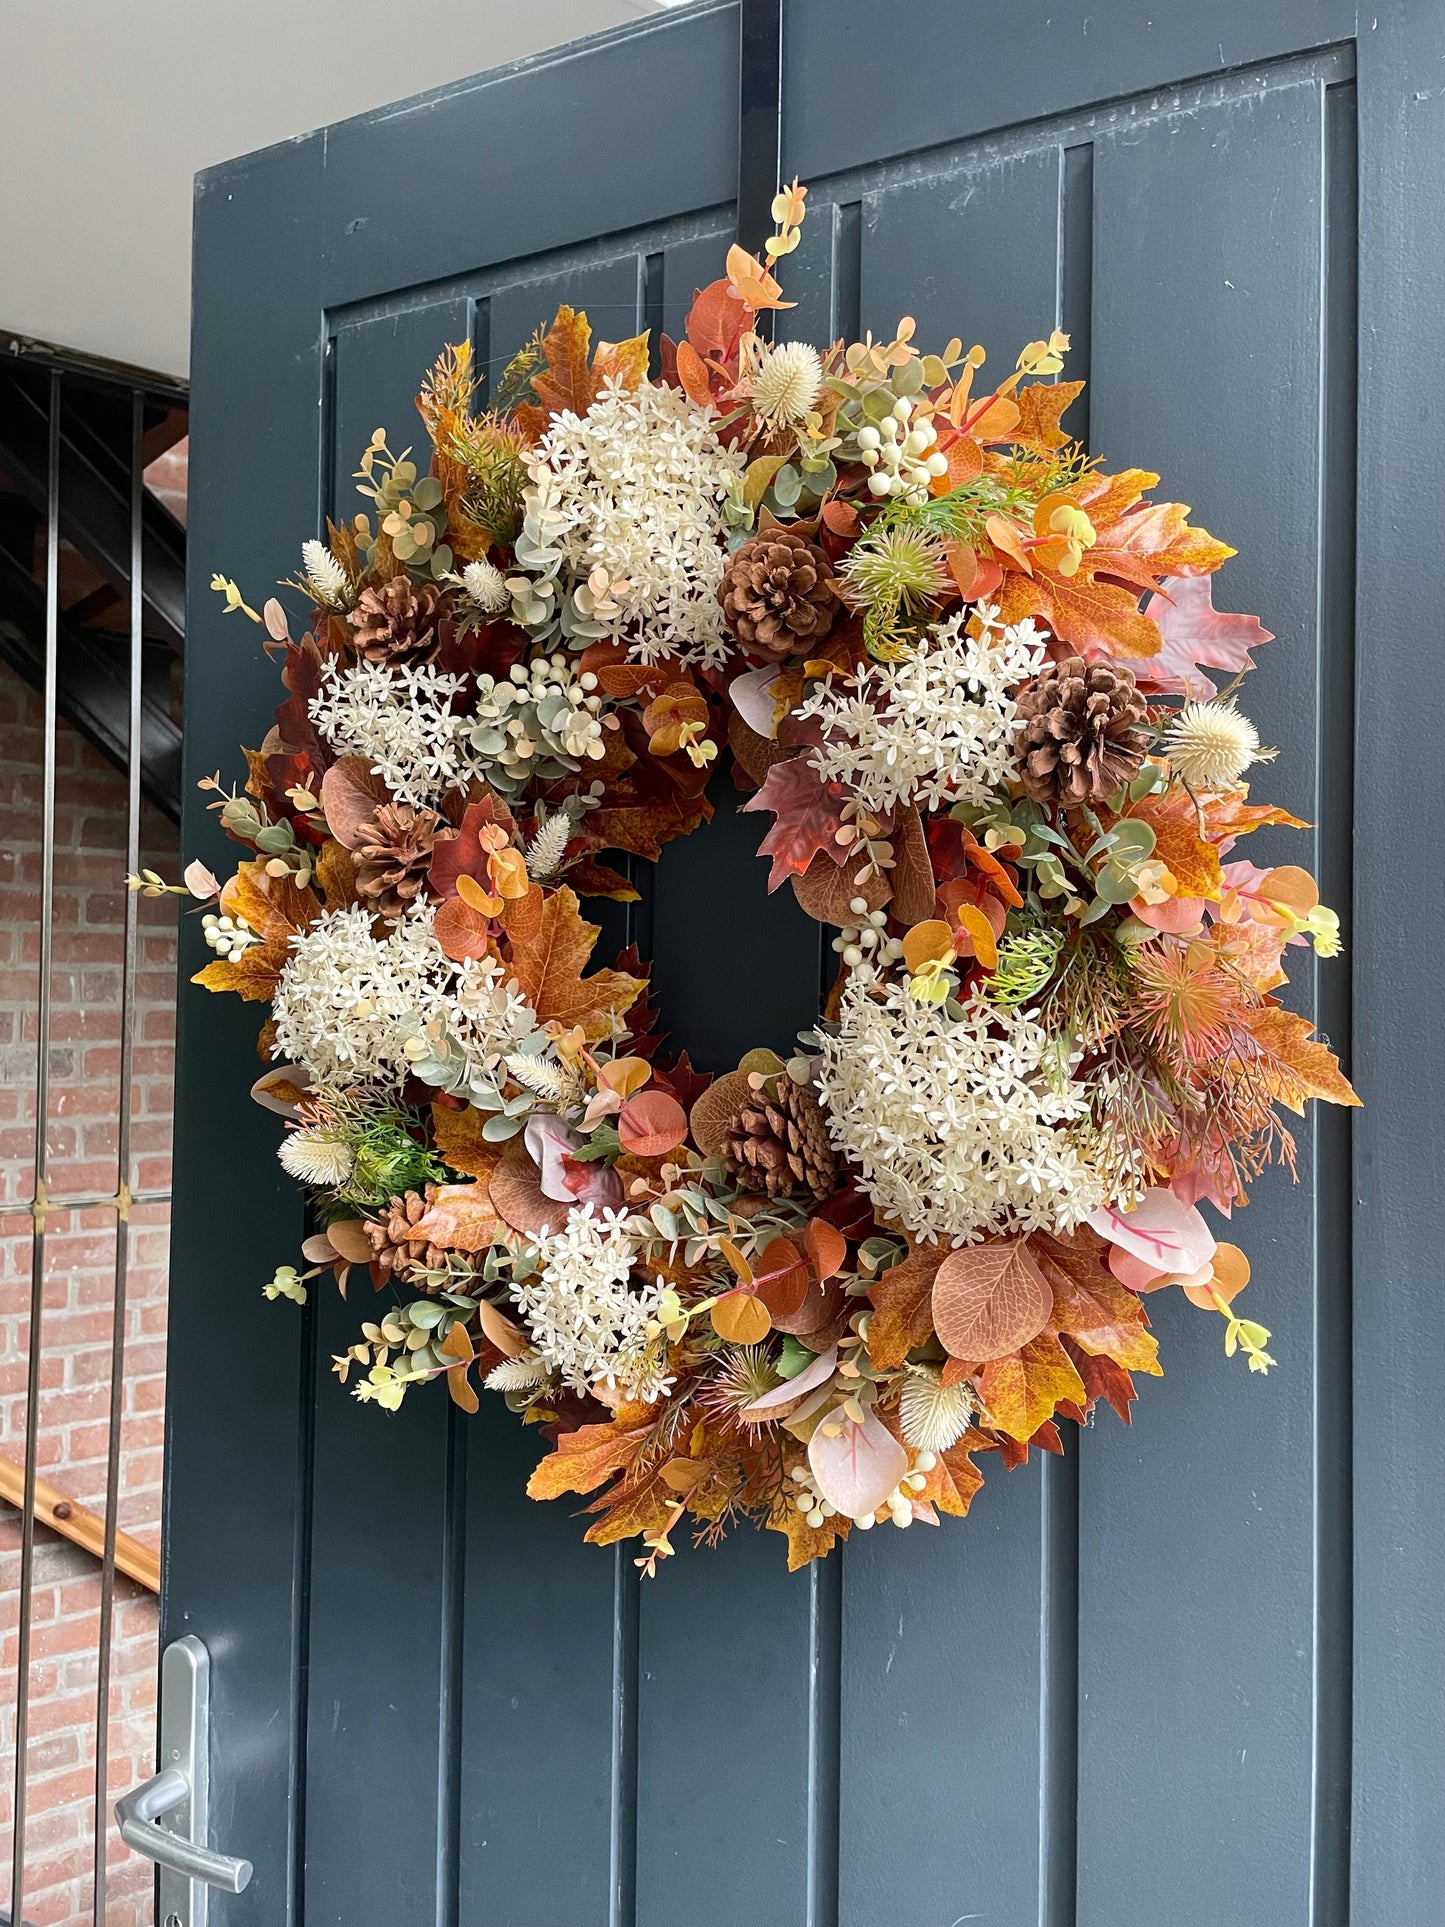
[461, 558, 509, 614]
[1163, 700, 1265, 790]
[529, 379, 735, 667]
[300, 539, 350, 609]
[271, 902, 541, 1093]
[512, 1205, 670, 1404]
[751, 340, 823, 426]
[815, 969, 1107, 1245]
[309, 660, 471, 808]
[899, 1366, 975, 1454]
[798, 607, 1046, 814]
[277, 1125, 355, 1188]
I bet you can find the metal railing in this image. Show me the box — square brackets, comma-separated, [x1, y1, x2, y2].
[1, 345, 185, 1927]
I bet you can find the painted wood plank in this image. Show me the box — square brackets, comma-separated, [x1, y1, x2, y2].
[1351, 8, 1445, 1919]
[300, 298, 474, 1927]
[1075, 73, 1331, 1925]
[832, 148, 1069, 1927]
[167, 130, 327, 1927]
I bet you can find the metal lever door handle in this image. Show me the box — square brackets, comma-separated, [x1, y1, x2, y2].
[116, 1767, 252, 1894]
[114, 1634, 251, 1924]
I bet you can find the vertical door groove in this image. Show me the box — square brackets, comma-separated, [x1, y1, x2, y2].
[1309, 73, 1358, 1927]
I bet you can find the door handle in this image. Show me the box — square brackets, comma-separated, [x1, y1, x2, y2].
[115, 1766, 252, 1892]
[114, 1635, 252, 1924]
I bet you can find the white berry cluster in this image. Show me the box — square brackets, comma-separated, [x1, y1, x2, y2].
[855, 396, 950, 505]
[831, 899, 906, 970]
[787, 1454, 937, 1531]
[202, 911, 261, 959]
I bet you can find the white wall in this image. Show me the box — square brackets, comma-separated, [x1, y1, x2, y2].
[0, 0, 662, 379]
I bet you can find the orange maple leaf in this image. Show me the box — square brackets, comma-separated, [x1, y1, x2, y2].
[1011, 379, 1086, 455]
[976, 1332, 1086, 1442]
[865, 1245, 946, 1370]
[1235, 1004, 1360, 1113]
[1120, 789, 1224, 900]
[501, 885, 644, 1040]
[514, 305, 649, 440]
[526, 1415, 655, 1502]
[190, 860, 318, 1002]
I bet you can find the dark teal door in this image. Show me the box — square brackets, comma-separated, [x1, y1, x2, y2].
[168, 5, 1443, 1922]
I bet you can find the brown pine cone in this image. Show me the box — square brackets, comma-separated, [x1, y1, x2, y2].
[718, 528, 841, 662]
[1012, 656, 1149, 807]
[721, 1073, 838, 1201]
[353, 801, 441, 918]
[365, 1187, 445, 1279]
[349, 575, 445, 667]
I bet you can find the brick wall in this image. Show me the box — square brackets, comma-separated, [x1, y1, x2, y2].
[0, 657, 177, 1927]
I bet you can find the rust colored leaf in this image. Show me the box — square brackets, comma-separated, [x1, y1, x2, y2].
[320, 755, 393, 849]
[1031, 1227, 1162, 1375]
[527, 1416, 654, 1500]
[439, 1322, 480, 1413]
[499, 883, 545, 944]
[516, 305, 595, 437]
[932, 1240, 1052, 1363]
[502, 886, 644, 1041]
[588, 791, 712, 861]
[674, 338, 713, 406]
[433, 894, 494, 963]
[802, 1216, 847, 1283]
[1061, 1337, 1138, 1425]
[976, 1331, 1086, 1442]
[686, 276, 752, 362]
[489, 1138, 566, 1237]
[313, 837, 358, 910]
[742, 755, 849, 890]
[583, 1469, 678, 1546]
[792, 846, 891, 924]
[867, 1245, 946, 1370]
[918, 1434, 985, 1519]
[568, 859, 641, 903]
[749, 1237, 811, 1321]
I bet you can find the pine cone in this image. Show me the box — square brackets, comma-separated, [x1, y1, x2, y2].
[365, 1187, 446, 1279]
[353, 801, 440, 918]
[718, 528, 841, 663]
[349, 575, 445, 667]
[1012, 656, 1149, 807]
[721, 1073, 838, 1201]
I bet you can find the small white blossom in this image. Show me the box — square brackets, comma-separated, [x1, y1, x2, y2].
[526, 379, 734, 668]
[797, 606, 1045, 814]
[271, 902, 543, 1095]
[815, 969, 1107, 1246]
[308, 660, 471, 807]
[512, 1205, 671, 1403]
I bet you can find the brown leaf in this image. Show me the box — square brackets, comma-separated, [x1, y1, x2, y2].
[749, 1237, 811, 1321]
[431, 1103, 505, 1183]
[688, 1067, 751, 1157]
[889, 805, 936, 926]
[502, 886, 644, 1040]
[489, 1137, 566, 1237]
[410, 1182, 505, 1253]
[792, 846, 891, 924]
[568, 859, 640, 903]
[320, 755, 393, 849]
[976, 1332, 1086, 1442]
[1031, 1227, 1162, 1376]
[932, 1240, 1052, 1363]
[527, 1415, 654, 1500]
[866, 1245, 945, 1370]
[313, 837, 359, 910]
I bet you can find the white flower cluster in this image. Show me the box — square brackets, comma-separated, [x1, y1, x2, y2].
[271, 902, 541, 1095]
[524, 379, 735, 668]
[512, 1205, 670, 1403]
[309, 660, 470, 808]
[814, 970, 1106, 1246]
[797, 607, 1046, 814]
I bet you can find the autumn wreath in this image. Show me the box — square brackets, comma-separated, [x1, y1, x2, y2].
[163, 184, 1357, 1572]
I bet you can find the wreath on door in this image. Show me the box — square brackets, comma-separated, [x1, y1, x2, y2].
[166, 184, 1356, 1572]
